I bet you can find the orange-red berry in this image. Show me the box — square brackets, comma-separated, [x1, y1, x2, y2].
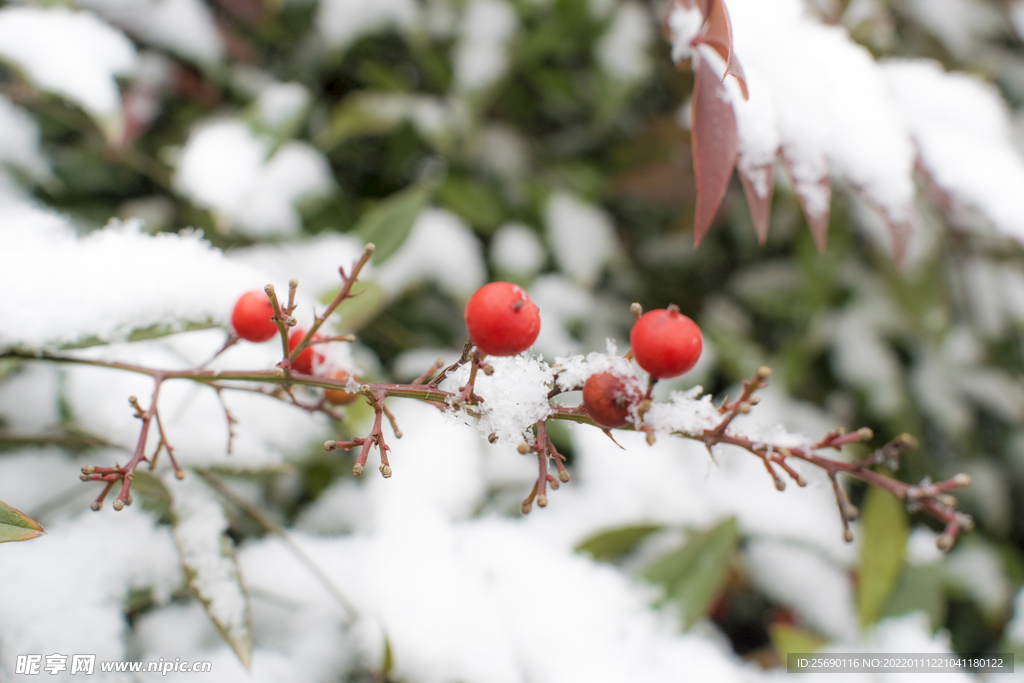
[464, 282, 541, 356]
[325, 370, 359, 405]
[231, 291, 277, 342]
[288, 328, 324, 374]
[630, 308, 702, 379]
[583, 372, 640, 428]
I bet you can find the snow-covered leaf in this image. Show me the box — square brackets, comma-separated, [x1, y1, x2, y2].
[857, 486, 909, 628]
[0, 499, 45, 543]
[0, 213, 274, 350]
[738, 163, 773, 243]
[170, 473, 253, 668]
[0, 8, 137, 137]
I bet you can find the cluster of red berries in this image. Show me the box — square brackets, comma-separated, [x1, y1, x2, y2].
[463, 282, 703, 429]
[234, 281, 701, 420]
[231, 291, 358, 405]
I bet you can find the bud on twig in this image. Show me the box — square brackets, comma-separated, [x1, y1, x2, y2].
[630, 303, 643, 320]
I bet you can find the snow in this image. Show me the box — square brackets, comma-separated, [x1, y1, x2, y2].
[906, 526, 944, 566]
[595, 2, 653, 83]
[883, 59, 1024, 243]
[79, 0, 223, 64]
[723, 0, 917, 226]
[0, 94, 51, 182]
[175, 119, 334, 236]
[527, 275, 596, 358]
[171, 475, 250, 654]
[453, 0, 519, 91]
[373, 208, 486, 299]
[444, 355, 555, 444]
[0, 364, 60, 433]
[317, 0, 418, 50]
[544, 191, 618, 287]
[62, 330, 332, 470]
[0, 8, 136, 126]
[0, 214, 281, 350]
[256, 82, 310, 129]
[229, 232, 368, 304]
[490, 222, 546, 276]
[0, 510, 181, 679]
[745, 538, 858, 641]
[1008, 587, 1024, 645]
[942, 541, 1013, 616]
[476, 125, 530, 180]
[667, 5, 704, 63]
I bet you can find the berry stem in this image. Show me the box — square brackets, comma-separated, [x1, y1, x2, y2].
[287, 244, 375, 366]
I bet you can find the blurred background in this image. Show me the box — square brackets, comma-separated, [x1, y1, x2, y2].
[3, 0, 1024, 680]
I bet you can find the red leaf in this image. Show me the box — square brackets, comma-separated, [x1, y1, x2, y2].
[696, 0, 749, 99]
[780, 152, 832, 252]
[692, 55, 738, 247]
[738, 164, 774, 243]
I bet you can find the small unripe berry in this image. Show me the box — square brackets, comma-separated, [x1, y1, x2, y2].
[464, 282, 541, 356]
[288, 329, 323, 374]
[232, 291, 278, 342]
[324, 370, 359, 405]
[629, 308, 703, 379]
[582, 372, 641, 428]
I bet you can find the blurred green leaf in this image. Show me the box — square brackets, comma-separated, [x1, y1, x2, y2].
[769, 623, 828, 659]
[643, 517, 739, 628]
[0, 499, 45, 543]
[355, 185, 433, 264]
[319, 93, 402, 149]
[321, 281, 388, 333]
[575, 523, 663, 562]
[436, 177, 504, 233]
[883, 564, 945, 628]
[857, 486, 909, 628]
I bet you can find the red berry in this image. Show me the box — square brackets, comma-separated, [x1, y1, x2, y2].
[325, 370, 359, 406]
[464, 282, 541, 356]
[231, 291, 277, 342]
[583, 372, 641, 428]
[630, 308, 703, 379]
[288, 329, 324, 374]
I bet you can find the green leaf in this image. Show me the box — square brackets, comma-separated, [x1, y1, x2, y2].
[856, 486, 909, 628]
[354, 185, 433, 264]
[318, 93, 403, 149]
[575, 523, 663, 562]
[320, 281, 388, 333]
[883, 564, 945, 629]
[642, 517, 739, 629]
[0, 498, 45, 543]
[769, 623, 828, 659]
[436, 177, 505, 233]
[170, 475, 253, 668]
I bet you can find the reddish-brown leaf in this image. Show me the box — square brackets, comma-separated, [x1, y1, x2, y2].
[885, 219, 911, 269]
[692, 56, 738, 247]
[738, 164, 774, 243]
[696, 0, 749, 99]
[796, 177, 832, 253]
